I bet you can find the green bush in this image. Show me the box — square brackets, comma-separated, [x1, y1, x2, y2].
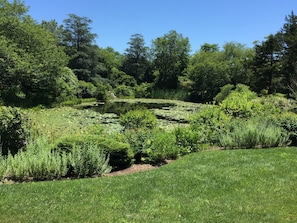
[54, 134, 133, 171]
[219, 119, 289, 149]
[123, 129, 154, 163]
[213, 84, 235, 104]
[123, 129, 181, 164]
[266, 112, 297, 146]
[114, 85, 135, 98]
[68, 142, 111, 177]
[0, 136, 112, 181]
[174, 126, 206, 154]
[143, 130, 180, 164]
[78, 81, 98, 98]
[190, 106, 231, 144]
[120, 109, 157, 130]
[134, 83, 150, 98]
[0, 106, 30, 156]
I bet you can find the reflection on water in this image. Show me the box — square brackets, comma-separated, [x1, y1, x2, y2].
[92, 101, 175, 115]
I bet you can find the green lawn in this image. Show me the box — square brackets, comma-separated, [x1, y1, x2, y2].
[1, 148, 296, 222]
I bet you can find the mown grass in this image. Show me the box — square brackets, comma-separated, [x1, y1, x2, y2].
[1, 148, 296, 222]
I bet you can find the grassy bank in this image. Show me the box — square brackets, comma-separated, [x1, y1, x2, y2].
[1, 148, 296, 222]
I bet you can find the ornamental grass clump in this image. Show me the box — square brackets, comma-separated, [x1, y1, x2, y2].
[219, 119, 290, 149]
[1, 137, 68, 181]
[67, 142, 111, 178]
[0, 137, 112, 182]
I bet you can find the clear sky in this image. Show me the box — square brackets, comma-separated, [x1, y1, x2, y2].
[24, 0, 296, 53]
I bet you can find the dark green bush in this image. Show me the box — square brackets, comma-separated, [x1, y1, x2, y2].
[54, 134, 133, 171]
[0, 106, 30, 156]
[120, 109, 157, 130]
[114, 85, 135, 98]
[123, 129, 153, 163]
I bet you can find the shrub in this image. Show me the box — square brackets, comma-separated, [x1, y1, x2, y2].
[219, 84, 263, 118]
[123, 129, 154, 163]
[143, 130, 180, 164]
[67, 142, 111, 177]
[120, 109, 157, 130]
[174, 126, 206, 154]
[190, 106, 231, 144]
[1, 137, 68, 181]
[114, 85, 135, 98]
[78, 81, 98, 98]
[219, 119, 289, 149]
[54, 134, 133, 171]
[213, 84, 235, 104]
[266, 112, 297, 146]
[123, 129, 181, 164]
[0, 106, 30, 156]
[134, 83, 150, 98]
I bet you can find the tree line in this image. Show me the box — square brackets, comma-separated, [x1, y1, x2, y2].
[0, 0, 297, 106]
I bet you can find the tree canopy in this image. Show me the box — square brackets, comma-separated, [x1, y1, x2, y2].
[0, 0, 297, 105]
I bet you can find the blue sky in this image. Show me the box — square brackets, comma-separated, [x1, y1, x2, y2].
[24, 0, 296, 53]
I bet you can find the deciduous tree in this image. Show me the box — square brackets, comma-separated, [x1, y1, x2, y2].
[152, 30, 190, 89]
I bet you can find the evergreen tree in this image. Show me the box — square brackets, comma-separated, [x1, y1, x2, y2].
[62, 14, 98, 81]
[122, 34, 151, 83]
[281, 11, 297, 96]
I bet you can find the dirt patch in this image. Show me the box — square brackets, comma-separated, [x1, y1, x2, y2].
[103, 164, 157, 176]
[104, 160, 174, 177]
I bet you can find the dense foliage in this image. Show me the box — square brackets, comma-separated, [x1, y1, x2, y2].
[1, 1, 296, 106]
[0, 106, 29, 156]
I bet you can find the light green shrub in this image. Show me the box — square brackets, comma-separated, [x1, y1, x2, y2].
[68, 142, 111, 177]
[219, 119, 289, 149]
[219, 84, 264, 118]
[1, 137, 68, 181]
[174, 126, 206, 154]
[123, 129, 154, 163]
[213, 84, 234, 104]
[123, 129, 181, 164]
[143, 130, 180, 164]
[190, 106, 231, 144]
[120, 109, 157, 130]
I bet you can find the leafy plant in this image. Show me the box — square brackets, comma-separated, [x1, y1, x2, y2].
[120, 108, 157, 130]
[174, 126, 206, 154]
[143, 130, 180, 164]
[123, 129, 154, 163]
[0, 106, 30, 156]
[266, 112, 297, 146]
[213, 83, 234, 104]
[190, 106, 231, 144]
[219, 84, 263, 118]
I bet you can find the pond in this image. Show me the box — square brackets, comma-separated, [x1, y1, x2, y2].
[78, 99, 203, 131]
